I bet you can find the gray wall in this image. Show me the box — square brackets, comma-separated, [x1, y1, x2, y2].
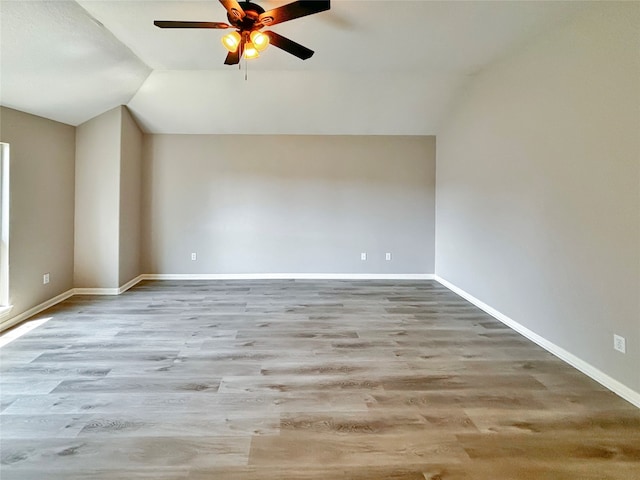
[143, 135, 435, 274]
[435, 4, 640, 393]
[0, 107, 75, 321]
[118, 107, 143, 285]
[75, 106, 144, 289]
[74, 107, 121, 288]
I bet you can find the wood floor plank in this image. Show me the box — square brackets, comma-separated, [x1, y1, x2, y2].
[248, 431, 468, 467]
[188, 467, 429, 480]
[1, 436, 250, 470]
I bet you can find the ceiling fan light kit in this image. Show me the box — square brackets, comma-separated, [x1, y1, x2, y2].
[221, 31, 242, 52]
[154, 0, 330, 64]
[243, 41, 260, 59]
[250, 31, 270, 51]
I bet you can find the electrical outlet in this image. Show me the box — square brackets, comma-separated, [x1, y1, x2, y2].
[614, 334, 626, 354]
[360, 252, 367, 261]
[191, 252, 197, 261]
[385, 252, 392, 261]
[43, 273, 50, 285]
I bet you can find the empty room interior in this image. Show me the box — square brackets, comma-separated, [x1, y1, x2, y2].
[0, 0, 639, 478]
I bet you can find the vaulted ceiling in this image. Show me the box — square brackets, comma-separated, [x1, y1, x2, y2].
[1, 1, 587, 134]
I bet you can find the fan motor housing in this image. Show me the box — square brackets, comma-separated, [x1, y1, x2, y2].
[231, 2, 266, 29]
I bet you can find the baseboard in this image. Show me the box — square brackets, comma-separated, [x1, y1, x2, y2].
[0, 289, 75, 332]
[435, 275, 640, 409]
[118, 275, 145, 294]
[73, 287, 120, 295]
[74, 274, 145, 296]
[1, 276, 146, 331]
[142, 273, 435, 281]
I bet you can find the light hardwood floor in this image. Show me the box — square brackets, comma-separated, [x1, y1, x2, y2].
[1, 280, 639, 479]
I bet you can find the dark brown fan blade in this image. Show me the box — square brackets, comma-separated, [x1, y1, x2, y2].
[224, 49, 241, 65]
[219, 0, 246, 21]
[259, 1, 330, 27]
[264, 31, 314, 60]
[154, 21, 231, 29]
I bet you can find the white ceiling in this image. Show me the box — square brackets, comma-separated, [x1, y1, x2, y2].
[0, 1, 151, 126]
[0, 1, 587, 134]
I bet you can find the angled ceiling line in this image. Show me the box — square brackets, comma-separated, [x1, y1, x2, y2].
[74, 0, 153, 112]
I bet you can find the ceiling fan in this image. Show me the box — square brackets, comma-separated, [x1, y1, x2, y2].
[154, 0, 330, 65]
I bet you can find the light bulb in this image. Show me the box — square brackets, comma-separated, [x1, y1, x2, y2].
[250, 31, 269, 51]
[221, 31, 241, 52]
[244, 42, 259, 59]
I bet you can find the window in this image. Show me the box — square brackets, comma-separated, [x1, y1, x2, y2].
[0, 142, 10, 311]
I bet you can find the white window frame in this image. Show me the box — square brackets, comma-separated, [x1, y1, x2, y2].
[0, 142, 11, 316]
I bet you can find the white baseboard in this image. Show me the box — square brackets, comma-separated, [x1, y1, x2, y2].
[74, 275, 145, 296]
[73, 287, 120, 295]
[1, 276, 146, 331]
[435, 275, 640, 409]
[118, 275, 145, 294]
[142, 273, 435, 281]
[0, 289, 75, 332]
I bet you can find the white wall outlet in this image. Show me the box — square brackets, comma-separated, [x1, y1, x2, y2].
[360, 252, 367, 261]
[385, 252, 392, 261]
[191, 252, 197, 261]
[613, 334, 626, 354]
[43, 273, 50, 285]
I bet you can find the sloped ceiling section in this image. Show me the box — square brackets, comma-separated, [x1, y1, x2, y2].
[1, 1, 587, 133]
[0, 1, 151, 126]
[128, 69, 467, 135]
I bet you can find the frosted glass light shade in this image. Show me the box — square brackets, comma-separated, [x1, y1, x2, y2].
[250, 31, 269, 51]
[221, 31, 241, 52]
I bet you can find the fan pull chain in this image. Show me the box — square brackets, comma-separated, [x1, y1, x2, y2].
[245, 55, 248, 81]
